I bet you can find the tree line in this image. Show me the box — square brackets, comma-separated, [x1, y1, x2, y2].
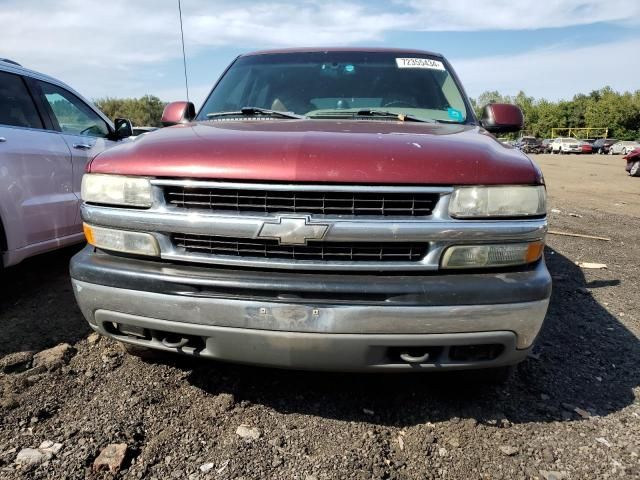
[470, 87, 640, 140]
[93, 87, 640, 140]
[94, 95, 166, 128]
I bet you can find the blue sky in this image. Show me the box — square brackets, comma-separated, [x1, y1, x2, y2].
[1, 0, 639, 108]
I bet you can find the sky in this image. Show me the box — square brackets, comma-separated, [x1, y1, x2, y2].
[1, 0, 639, 108]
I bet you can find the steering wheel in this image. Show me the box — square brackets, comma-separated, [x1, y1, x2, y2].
[79, 125, 97, 136]
[382, 100, 418, 108]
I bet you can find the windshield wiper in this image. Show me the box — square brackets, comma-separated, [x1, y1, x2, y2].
[308, 109, 431, 122]
[206, 106, 305, 120]
[355, 109, 431, 122]
[433, 118, 465, 124]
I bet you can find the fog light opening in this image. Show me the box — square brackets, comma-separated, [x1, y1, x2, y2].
[449, 344, 504, 362]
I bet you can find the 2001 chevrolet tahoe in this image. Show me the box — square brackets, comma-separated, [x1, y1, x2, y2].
[70, 48, 550, 379]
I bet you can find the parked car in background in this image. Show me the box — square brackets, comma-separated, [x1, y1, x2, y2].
[71, 47, 550, 381]
[515, 136, 542, 154]
[592, 138, 617, 155]
[580, 141, 593, 154]
[550, 137, 582, 154]
[623, 148, 640, 176]
[541, 138, 554, 153]
[0, 59, 132, 269]
[609, 140, 640, 155]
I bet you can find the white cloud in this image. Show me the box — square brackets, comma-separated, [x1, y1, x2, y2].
[453, 38, 640, 100]
[398, 0, 640, 31]
[1, 0, 639, 101]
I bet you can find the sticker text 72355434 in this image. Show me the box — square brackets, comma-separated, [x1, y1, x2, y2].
[395, 58, 445, 71]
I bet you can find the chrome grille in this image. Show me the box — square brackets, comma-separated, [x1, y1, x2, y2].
[172, 234, 428, 262]
[164, 186, 439, 216]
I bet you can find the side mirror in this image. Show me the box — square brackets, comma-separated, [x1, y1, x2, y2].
[161, 101, 196, 126]
[480, 103, 524, 134]
[114, 118, 133, 139]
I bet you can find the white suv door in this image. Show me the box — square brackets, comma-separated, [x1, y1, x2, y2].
[0, 70, 77, 254]
[33, 80, 117, 224]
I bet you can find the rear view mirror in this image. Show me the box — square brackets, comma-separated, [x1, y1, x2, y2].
[114, 118, 133, 139]
[161, 101, 196, 126]
[481, 103, 524, 134]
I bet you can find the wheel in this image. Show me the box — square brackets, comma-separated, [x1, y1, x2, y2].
[631, 161, 640, 177]
[559, 148, 564, 155]
[598, 148, 603, 154]
[609, 148, 614, 155]
[623, 148, 628, 155]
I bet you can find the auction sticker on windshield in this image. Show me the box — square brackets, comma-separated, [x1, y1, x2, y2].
[395, 58, 445, 70]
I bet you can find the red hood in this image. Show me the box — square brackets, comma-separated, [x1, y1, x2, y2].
[624, 148, 640, 159]
[90, 120, 541, 185]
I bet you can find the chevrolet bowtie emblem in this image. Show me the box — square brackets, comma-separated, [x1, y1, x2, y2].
[258, 216, 329, 245]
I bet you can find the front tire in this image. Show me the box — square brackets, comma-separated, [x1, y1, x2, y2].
[631, 161, 640, 177]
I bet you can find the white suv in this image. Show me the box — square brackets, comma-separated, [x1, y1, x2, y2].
[550, 137, 582, 154]
[0, 59, 132, 269]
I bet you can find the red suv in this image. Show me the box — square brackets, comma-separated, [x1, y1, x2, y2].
[71, 48, 549, 380]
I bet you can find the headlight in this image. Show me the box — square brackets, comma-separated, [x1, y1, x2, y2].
[83, 223, 159, 256]
[81, 174, 152, 207]
[449, 186, 546, 218]
[441, 241, 544, 269]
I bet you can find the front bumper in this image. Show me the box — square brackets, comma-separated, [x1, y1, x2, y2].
[70, 246, 551, 371]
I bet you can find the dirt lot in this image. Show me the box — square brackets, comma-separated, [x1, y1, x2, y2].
[0, 153, 638, 479]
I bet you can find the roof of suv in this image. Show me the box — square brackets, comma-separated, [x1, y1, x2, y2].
[0, 58, 21, 66]
[0, 59, 69, 89]
[241, 47, 443, 57]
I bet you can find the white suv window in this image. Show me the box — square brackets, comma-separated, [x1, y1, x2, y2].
[0, 71, 43, 129]
[38, 81, 109, 138]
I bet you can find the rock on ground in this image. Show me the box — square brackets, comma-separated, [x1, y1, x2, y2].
[0, 351, 34, 373]
[236, 425, 261, 441]
[93, 443, 128, 473]
[14, 441, 62, 470]
[32, 343, 75, 370]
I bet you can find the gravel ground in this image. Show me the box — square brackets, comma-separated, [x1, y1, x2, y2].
[0, 154, 638, 479]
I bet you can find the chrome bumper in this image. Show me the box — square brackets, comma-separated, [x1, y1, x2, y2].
[72, 279, 549, 371]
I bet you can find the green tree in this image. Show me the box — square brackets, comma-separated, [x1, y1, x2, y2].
[471, 86, 640, 140]
[94, 95, 167, 127]
[513, 91, 537, 135]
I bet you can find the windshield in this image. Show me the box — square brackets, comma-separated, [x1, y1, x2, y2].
[197, 51, 470, 123]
